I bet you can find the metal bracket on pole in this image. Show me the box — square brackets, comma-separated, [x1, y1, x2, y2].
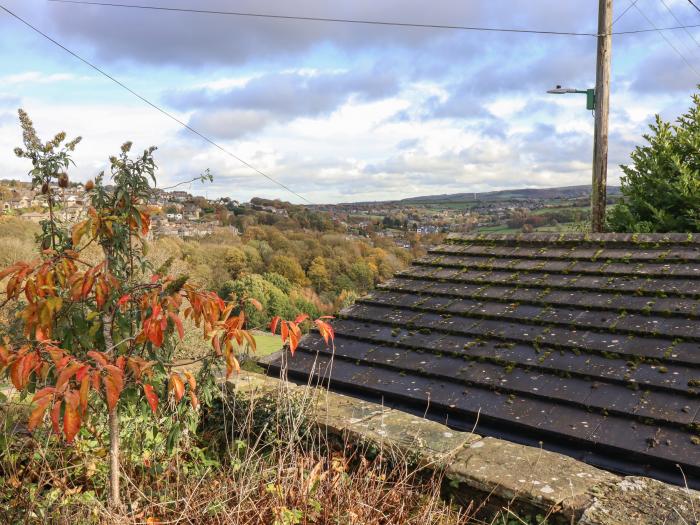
[586, 89, 596, 111]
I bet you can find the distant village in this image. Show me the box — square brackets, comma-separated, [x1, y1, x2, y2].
[0, 179, 247, 239]
[0, 178, 603, 243]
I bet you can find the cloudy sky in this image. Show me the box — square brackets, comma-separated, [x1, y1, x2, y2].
[0, 0, 698, 204]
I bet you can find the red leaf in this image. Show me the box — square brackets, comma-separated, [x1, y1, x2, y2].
[81, 273, 95, 299]
[75, 365, 89, 382]
[280, 322, 289, 345]
[190, 391, 199, 410]
[294, 314, 309, 324]
[269, 316, 280, 335]
[143, 383, 158, 414]
[117, 294, 131, 307]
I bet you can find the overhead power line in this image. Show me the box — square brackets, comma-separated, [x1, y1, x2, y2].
[659, 0, 700, 51]
[0, 4, 311, 204]
[613, 0, 640, 26]
[46, 0, 700, 37]
[689, 0, 700, 14]
[633, 1, 700, 79]
[46, 0, 598, 37]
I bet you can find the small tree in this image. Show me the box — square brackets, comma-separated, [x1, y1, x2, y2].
[0, 110, 332, 510]
[607, 91, 700, 232]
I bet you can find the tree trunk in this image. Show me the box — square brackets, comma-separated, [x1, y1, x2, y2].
[108, 406, 121, 509]
[102, 307, 121, 510]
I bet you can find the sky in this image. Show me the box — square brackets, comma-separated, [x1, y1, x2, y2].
[0, 0, 698, 204]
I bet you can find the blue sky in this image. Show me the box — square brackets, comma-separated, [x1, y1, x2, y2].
[0, 0, 698, 204]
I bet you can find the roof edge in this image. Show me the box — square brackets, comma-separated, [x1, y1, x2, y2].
[447, 232, 700, 246]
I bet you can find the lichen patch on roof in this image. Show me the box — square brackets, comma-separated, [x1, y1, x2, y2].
[267, 233, 700, 487]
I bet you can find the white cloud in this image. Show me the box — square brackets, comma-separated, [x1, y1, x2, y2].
[0, 72, 82, 85]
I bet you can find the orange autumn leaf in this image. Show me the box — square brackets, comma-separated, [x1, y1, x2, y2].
[103, 365, 124, 412]
[315, 319, 335, 345]
[182, 370, 196, 391]
[55, 361, 82, 392]
[225, 351, 240, 379]
[28, 395, 52, 432]
[71, 219, 90, 247]
[87, 350, 108, 367]
[169, 373, 185, 402]
[63, 390, 81, 443]
[79, 375, 90, 416]
[50, 398, 61, 435]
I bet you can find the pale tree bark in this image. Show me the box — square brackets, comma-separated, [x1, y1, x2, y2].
[103, 305, 121, 510]
[108, 404, 120, 510]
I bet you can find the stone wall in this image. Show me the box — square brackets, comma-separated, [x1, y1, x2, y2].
[229, 369, 700, 525]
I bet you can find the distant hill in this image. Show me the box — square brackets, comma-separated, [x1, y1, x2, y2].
[398, 185, 621, 204]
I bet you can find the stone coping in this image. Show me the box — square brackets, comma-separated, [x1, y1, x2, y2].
[227, 367, 700, 524]
[447, 231, 700, 246]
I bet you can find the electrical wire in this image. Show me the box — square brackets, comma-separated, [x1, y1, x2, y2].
[46, 0, 599, 37]
[659, 0, 700, 50]
[0, 3, 312, 204]
[633, 1, 700, 79]
[689, 0, 700, 14]
[613, 0, 640, 26]
[45, 0, 700, 37]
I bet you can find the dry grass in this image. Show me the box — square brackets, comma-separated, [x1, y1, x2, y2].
[0, 374, 537, 525]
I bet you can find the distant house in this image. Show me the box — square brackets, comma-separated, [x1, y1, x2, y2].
[169, 191, 191, 203]
[269, 232, 700, 488]
[22, 211, 49, 223]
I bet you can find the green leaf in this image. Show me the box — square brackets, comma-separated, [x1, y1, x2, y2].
[166, 423, 182, 455]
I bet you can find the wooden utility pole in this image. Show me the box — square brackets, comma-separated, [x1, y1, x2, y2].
[591, 0, 612, 232]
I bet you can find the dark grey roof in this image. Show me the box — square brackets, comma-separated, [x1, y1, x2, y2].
[267, 233, 700, 487]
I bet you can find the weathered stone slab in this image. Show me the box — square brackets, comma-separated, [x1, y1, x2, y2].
[580, 476, 700, 525]
[310, 390, 389, 435]
[226, 370, 297, 399]
[348, 409, 480, 466]
[446, 437, 618, 520]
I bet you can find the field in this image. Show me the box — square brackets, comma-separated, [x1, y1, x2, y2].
[253, 332, 284, 356]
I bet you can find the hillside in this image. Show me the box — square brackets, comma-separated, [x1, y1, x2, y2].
[341, 185, 620, 205]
